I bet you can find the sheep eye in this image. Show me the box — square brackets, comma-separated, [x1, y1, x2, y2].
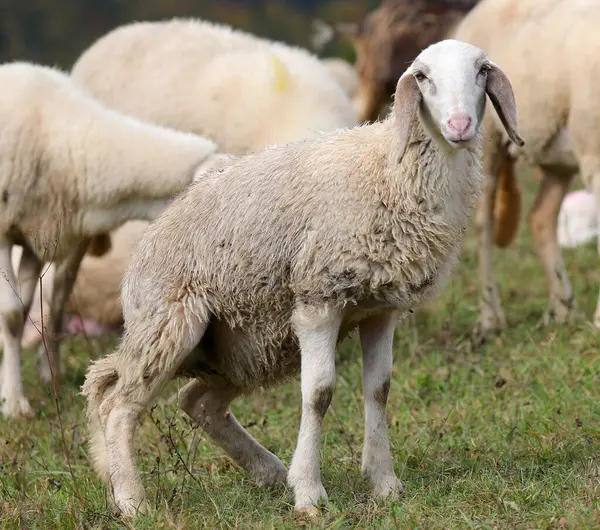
[478, 64, 491, 76]
[414, 71, 426, 82]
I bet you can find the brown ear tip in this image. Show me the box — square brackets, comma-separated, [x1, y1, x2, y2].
[515, 136, 525, 147]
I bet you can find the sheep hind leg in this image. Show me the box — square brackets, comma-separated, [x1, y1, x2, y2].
[87, 318, 210, 516]
[38, 241, 88, 384]
[527, 167, 579, 325]
[359, 311, 403, 500]
[178, 379, 287, 487]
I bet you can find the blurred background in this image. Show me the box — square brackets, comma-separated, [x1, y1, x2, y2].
[0, 0, 383, 68]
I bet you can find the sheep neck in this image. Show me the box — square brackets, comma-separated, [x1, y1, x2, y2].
[384, 117, 483, 227]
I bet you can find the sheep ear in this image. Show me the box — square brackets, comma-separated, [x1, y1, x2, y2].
[394, 74, 421, 161]
[485, 62, 525, 147]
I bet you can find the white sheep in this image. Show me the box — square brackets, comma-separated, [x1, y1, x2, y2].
[11, 17, 359, 349]
[453, 0, 600, 331]
[82, 40, 523, 515]
[0, 61, 223, 418]
[71, 18, 358, 155]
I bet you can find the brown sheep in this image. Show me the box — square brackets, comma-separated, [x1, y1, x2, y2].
[313, 0, 478, 124]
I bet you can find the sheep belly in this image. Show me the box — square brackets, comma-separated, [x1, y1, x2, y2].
[177, 269, 444, 392]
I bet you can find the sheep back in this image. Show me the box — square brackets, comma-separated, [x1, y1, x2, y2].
[71, 18, 357, 155]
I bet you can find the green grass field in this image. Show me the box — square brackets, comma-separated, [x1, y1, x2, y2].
[1, 172, 600, 529]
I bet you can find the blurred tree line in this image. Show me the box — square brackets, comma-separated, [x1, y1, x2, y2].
[0, 0, 382, 69]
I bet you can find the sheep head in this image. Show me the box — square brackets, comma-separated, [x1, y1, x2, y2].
[394, 39, 524, 159]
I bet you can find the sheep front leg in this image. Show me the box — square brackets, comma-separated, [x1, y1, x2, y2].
[38, 241, 89, 384]
[0, 242, 41, 418]
[288, 304, 341, 515]
[359, 311, 403, 500]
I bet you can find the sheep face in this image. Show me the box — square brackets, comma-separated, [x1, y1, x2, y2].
[393, 39, 524, 159]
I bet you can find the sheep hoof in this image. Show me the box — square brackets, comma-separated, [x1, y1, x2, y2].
[115, 497, 150, 517]
[1, 394, 35, 419]
[544, 302, 583, 326]
[252, 457, 288, 487]
[372, 475, 404, 500]
[294, 505, 320, 517]
[291, 482, 328, 515]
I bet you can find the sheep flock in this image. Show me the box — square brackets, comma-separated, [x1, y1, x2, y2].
[1, 0, 599, 521]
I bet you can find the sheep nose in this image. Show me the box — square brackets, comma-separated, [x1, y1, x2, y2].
[447, 116, 472, 137]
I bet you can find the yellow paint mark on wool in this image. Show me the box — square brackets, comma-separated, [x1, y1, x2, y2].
[270, 54, 291, 92]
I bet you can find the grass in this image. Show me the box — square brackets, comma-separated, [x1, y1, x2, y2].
[1, 171, 600, 529]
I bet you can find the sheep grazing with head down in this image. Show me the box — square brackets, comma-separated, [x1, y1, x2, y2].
[0, 62, 223, 419]
[82, 40, 523, 515]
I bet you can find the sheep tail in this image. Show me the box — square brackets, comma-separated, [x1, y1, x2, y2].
[492, 154, 521, 248]
[269, 54, 292, 92]
[80, 355, 119, 485]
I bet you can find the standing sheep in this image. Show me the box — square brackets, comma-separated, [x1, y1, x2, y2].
[82, 40, 523, 515]
[453, 0, 600, 331]
[0, 62, 222, 418]
[12, 17, 360, 350]
[319, 0, 600, 334]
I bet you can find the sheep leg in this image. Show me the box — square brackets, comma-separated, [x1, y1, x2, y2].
[476, 141, 507, 335]
[38, 241, 88, 384]
[581, 173, 600, 328]
[287, 304, 341, 515]
[93, 313, 210, 515]
[359, 310, 403, 500]
[0, 242, 41, 418]
[528, 168, 578, 325]
[178, 379, 287, 486]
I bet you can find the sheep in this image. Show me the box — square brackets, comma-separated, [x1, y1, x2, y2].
[453, 0, 600, 331]
[82, 39, 523, 515]
[70, 18, 357, 155]
[9, 17, 359, 349]
[319, 0, 600, 334]
[0, 61, 223, 418]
